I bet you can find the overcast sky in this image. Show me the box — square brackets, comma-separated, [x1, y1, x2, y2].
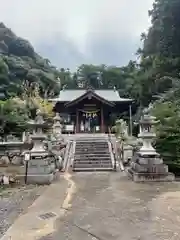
[0, 0, 153, 70]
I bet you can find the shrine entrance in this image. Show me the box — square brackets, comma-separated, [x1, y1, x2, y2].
[78, 109, 101, 133]
[53, 87, 133, 134]
[59, 88, 119, 133]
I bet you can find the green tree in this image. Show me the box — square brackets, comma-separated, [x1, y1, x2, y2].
[0, 98, 29, 137]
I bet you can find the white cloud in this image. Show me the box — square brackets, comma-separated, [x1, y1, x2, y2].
[0, 0, 154, 69]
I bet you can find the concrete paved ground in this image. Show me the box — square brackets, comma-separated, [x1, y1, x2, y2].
[2, 172, 180, 240]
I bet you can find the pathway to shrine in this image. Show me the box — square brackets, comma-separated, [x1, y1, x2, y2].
[2, 171, 180, 240]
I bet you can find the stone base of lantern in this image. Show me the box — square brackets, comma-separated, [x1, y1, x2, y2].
[26, 152, 59, 185]
[128, 168, 175, 182]
[128, 152, 175, 182]
[26, 172, 57, 185]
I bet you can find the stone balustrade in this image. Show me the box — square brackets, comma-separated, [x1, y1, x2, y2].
[0, 141, 32, 166]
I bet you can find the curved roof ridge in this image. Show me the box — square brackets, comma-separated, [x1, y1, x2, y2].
[49, 89, 132, 102]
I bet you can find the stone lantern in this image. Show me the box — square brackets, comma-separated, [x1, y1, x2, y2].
[138, 109, 158, 155]
[50, 113, 66, 169]
[52, 112, 63, 141]
[25, 109, 59, 184]
[128, 108, 175, 182]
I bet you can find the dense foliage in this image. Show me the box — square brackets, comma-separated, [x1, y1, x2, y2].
[0, 23, 61, 99]
[0, 98, 29, 138]
[1, 0, 180, 172]
[139, 0, 180, 173]
[0, 23, 59, 137]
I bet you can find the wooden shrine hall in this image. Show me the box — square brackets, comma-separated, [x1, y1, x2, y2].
[49, 87, 133, 133]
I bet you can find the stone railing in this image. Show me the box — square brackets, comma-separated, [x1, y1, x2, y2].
[107, 140, 115, 169]
[0, 141, 33, 166]
[61, 140, 74, 171]
[108, 127, 125, 171]
[0, 141, 33, 185]
[109, 124, 138, 168]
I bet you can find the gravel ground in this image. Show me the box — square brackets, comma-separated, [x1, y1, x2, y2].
[0, 185, 47, 238]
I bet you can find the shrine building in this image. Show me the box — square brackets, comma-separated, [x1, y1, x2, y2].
[49, 87, 133, 133]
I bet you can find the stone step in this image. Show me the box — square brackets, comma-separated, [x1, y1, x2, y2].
[76, 142, 108, 143]
[72, 163, 112, 169]
[75, 153, 110, 157]
[75, 154, 110, 156]
[75, 150, 109, 153]
[74, 154, 111, 157]
[73, 158, 112, 163]
[76, 140, 109, 142]
[72, 137, 113, 172]
[75, 148, 108, 151]
[73, 161, 112, 164]
[72, 167, 113, 172]
[75, 151, 110, 154]
[74, 156, 111, 160]
[76, 139, 108, 142]
[76, 147, 108, 150]
[75, 145, 108, 149]
[74, 159, 112, 163]
[73, 167, 113, 170]
[76, 140, 108, 142]
[73, 163, 112, 168]
[75, 150, 109, 154]
[76, 138, 108, 140]
[76, 143, 108, 146]
[76, 139, 108, 141]
[76, 144, 108, 147]
[76, 137, 108, 140]
[74, 154, 110, 158]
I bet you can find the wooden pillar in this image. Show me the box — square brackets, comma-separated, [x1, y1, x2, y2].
[76, 109, 79, 133]
[101, 107, 104, 133]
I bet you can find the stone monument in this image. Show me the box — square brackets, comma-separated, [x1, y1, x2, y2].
[128, 109, 175, 182]
[26, 109, 58, 184]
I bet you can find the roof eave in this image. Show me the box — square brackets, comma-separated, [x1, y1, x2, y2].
[65, 91, 115, 107]
[113, 99, 134, 103]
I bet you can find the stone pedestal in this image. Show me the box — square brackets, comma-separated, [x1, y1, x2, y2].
[128, 109, 175, 182]
[128, 152, 175, 182]
[26, 152, 58, 184]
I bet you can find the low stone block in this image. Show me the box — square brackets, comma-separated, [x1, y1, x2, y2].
[128, 169, 175, 182]
[26, 172, 55, 184]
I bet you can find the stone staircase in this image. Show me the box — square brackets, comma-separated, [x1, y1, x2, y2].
[72, 135, 114, 171]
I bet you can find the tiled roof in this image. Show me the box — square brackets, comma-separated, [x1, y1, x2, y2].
[49, 89, 132, 102]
